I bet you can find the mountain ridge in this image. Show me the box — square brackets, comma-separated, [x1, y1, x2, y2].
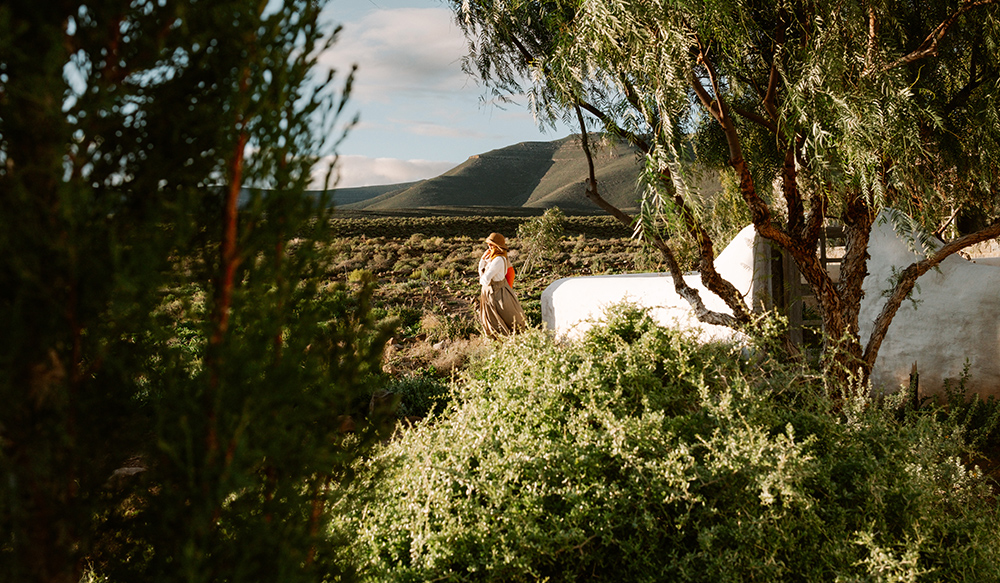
[331, 135, 722, 213]
[336, 135, 647, 213]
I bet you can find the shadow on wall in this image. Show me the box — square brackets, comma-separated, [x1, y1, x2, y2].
[859, 212, 1000, 399]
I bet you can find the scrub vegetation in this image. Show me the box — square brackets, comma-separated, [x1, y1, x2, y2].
[336, 306, 1000, 582]
[329, 214, 661, 381]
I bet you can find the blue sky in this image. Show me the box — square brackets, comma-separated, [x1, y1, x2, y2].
[318, 0, 573, 187]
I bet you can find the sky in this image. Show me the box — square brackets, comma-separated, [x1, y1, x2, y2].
[317, 0, 573, 188]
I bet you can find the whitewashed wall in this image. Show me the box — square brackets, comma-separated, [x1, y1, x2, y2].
[542, 215, 1000, 398]
[859, 215, 1000, 398]
[541, 224, 758, 343]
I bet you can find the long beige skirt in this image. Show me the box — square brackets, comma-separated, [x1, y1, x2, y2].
[478, 279, 527, 338]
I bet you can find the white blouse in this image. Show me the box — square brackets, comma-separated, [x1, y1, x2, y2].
[478, 255, 507, 288]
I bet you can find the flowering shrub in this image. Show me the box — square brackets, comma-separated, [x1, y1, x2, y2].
[337, 305, 1000, 582]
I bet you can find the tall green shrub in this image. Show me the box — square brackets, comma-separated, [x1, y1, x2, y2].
[516, 206, 565, 274]
[338, 306, 1000, 582]
[0, 2, 386, 582]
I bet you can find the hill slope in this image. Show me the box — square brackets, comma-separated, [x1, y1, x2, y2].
[338, 135, 723, 214]
[524, 137, 644, 211]
[327, 181, 421, 207]
[343, 136, 648, 213]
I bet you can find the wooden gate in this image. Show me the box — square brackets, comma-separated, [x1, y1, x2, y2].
[750, 226, 844, 346]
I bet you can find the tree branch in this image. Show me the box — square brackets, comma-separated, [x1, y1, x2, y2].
[690, 32, 850, 345]
[731, 105, 777, 133]
[510, 14, 749, 330]
[508, 34, 536, 71]
[211, 133, 247, 348]
[574, 104, 635, 231]
[575, 104, 744, 328]
[508, 27, 652, 154]
[731, 70, 766, 103]
[782, 145, 805, 236]
[646, 55, 756, 325]
[578, 100, 651, 153]
[934, 204, 964, 238]
[864, 6, 879, 76]
[803, 162, 829, 245]
[689, 47, 784, 246]
[837, 191, 874, 337]
[943, 37, 989, 114]
[653, 234, 742, 328]
[672, 188, 753, 325]
[883, 0, 1000, 72]
[617, 72, 660, 140]
[763, 7, 786, 123]
[688, 30, 853, 340]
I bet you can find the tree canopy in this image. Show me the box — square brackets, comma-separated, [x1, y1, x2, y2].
[448, 0, 1000, 379]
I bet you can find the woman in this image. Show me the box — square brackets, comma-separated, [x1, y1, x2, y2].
[477, 232, 527, 338]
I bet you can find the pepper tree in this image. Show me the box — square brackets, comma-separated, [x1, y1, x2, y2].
[448, 0, 1000, 380]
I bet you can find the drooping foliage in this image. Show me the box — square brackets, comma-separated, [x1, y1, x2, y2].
[339, 306, 1000, 582]
[0, 2, 387, 582]
[448, 0, 1000, 379]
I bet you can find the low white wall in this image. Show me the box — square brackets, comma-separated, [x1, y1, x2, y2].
[859, 215, 1000, 398]
[541, 224, 757, 342]
[543, 215, 1000, 398]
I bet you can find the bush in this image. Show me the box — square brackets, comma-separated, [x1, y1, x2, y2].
[348, 268, 375, 283]
[383, 373, 452, 419]
[336, 305, 1000, 582]
[384, 306, 423, 337]
[391, 258, 418, 273]
[519, 296, 541, 327]
[517, 206, 565, 275]
[420, 312, 476, 343]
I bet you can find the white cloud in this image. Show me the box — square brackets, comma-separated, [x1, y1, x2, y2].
[320, 7, 468, 102]
[314, 154, 456, 188]
[387, 117, 485, 139]
[315, 2, 575, 167]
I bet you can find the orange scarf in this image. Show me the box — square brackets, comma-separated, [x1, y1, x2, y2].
[483, 245, 507, 261]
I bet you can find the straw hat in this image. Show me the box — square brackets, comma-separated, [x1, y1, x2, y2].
[485, 232, 508, 251]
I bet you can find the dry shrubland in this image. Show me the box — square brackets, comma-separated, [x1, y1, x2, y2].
[328, 215, 661, 380]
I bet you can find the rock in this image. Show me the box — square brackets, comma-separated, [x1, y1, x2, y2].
[104, 461, 147, 490]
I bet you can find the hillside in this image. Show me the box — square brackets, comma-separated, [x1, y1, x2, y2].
[326, 181, 421, 207]
[523, 136, 645, 211]
[336, 135, 723, 214]
[341, 136, 651, 213]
